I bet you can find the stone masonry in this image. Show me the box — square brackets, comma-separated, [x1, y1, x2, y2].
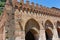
[0, 0, 60, 40]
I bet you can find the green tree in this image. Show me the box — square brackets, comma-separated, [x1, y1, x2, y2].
[0, 0, 5, 15]
[1, 0, 6, 2]
[0, 1, 5, 7]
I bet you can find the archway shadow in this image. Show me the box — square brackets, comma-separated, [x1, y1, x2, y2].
[25, 31, 35, 40]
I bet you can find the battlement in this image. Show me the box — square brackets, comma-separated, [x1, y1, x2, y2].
[6, 0, 60, 17]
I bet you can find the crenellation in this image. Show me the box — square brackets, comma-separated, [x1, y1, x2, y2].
[5, 0, 60, 17]
[15, 6, 59, 16]
[31, 2, 34, 7]
[20, 0, 24, 4]
[0, 0, 60, 40]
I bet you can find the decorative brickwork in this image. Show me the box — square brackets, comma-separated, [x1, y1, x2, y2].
[0, 0, 60, 40]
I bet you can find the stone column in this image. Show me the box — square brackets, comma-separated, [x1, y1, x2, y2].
[40, 29, 46, 40]
[15, 22, 22, 40]
[21, 31, 25, 40]
[52, 22, 59, 40]
[15, 30, 22, 40]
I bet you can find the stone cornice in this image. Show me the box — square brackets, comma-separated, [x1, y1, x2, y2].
[6, 0, 60, 17]
[14, 2, 60, 17]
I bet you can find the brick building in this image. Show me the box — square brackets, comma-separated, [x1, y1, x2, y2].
[0, 0, 60, 40]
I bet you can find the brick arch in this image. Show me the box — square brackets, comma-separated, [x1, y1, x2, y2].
[45, 20, 53, 40]
[31, 27, 39, 34]
[57, 21, 60, 38]
[25, 29, 39, 40]
[57, 28, 60, 38]
[45, 20, 53, 30]
[57, 21, 60, 28]
[30, 29, 39, 35]
[25, 18, 40, 40]
[45, 29, 53, 40]
[25, 18, 40, 33]
[29, 29, 39, 40]
[25, 19, 40, 40]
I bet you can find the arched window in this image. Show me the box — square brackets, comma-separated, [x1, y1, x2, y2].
[45, 20, 53, 40]
[57, 21, 60, 27]
[45, 20, 53, 29]
[25, 18, 40, 40]
[57, 21, 60, 38]
[45, 29, 53, 40]
[57, 28, 60, 38]
[25, 19, 40, 33]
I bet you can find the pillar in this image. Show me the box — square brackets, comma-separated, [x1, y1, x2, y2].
[15, 31, 21, 40]
[40, 29, 46, 40]
[52, 22, 59, 40]
[21, 31, 25, 40]
[39, 22, 46, 40]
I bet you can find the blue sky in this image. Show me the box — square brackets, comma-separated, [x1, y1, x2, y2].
[18, 0, 60, 8]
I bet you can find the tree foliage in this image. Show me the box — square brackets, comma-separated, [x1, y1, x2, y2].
[0, 1, 5, 7]
[0, 0, 6, 2]
[0, 0, 5, 15]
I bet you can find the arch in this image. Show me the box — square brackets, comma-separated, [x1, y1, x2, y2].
[31, 27, 39, 34]
[57, 21, 60, 38]
[45, 20, 53, 40]
[45, 20, 53, 29]
[25, 31, 35, 40]
[57, 21, 60, 28]
[57, 28, 60, 38]
[25, 18, 40, 33]
[45, 29, 53, 40]
[25, 18, 40, 40]
[25, 29, 39, 40]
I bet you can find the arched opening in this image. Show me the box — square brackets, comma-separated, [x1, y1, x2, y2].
[57, 28, 60, 38]
[25, 19, 40, 33]
[45, 20, 53, 29]
[45, 29, 53, 40]
[25, 31, 35, 40]
[25, 19, 40, 40]
[45, 20, 53, 40]
[57, 21, 60, 38]
[25, 29, 39, 40]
